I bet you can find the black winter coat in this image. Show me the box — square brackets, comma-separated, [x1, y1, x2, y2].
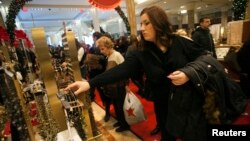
[192, 27, 217, 58]
[183, 54, 247, 120]
[89, 36, 207, 141]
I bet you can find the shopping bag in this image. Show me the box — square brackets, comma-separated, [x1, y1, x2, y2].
[123, 91, 147, 125]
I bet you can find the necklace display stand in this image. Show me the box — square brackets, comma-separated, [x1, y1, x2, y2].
[31, 28, 100, 140]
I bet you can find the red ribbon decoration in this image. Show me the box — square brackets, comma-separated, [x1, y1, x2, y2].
[0, 26, 33, 48]
[15, 30, 27, 39]
[0, 26, 10, 41]
[88, 0, 121, 10]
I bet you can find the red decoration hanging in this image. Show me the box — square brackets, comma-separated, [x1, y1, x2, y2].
[80, 8, 84, 13]
[22, 7, 28, 12]
[1, 25, 33, 47]
[0, 26, 10, 41]
[13, 39, 20, 48]
[24, 38, 33, 48]
[15, 30, 27, 39]
[3, 120, 11, 137]
[88, 0, 121, 10]
[0, 35, 10, 41]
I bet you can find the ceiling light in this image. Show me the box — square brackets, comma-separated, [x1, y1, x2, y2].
[180, 10, 187, 14]
[180, 6, 184, 9]
[0, 1, 2, 4]
[135, 0, 148, 4]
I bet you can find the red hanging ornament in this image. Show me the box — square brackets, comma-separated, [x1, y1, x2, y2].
[88, 0, 121, 10]
[13, 39, 20, 48]
[80, 8, 84, 13]
[22, 7, 28, 12]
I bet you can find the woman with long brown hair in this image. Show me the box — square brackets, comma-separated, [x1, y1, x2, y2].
[66, 6, 209, 141]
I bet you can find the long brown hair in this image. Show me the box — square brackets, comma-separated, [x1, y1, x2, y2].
[139, 6, 173, 50]
[129, 34, 139, 50]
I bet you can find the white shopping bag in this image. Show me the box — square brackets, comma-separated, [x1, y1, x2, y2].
[123, 91, 147, 125]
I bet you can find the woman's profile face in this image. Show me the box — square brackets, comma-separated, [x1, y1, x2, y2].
[140, 13, 156, 43]
[99, 46, 111, 56]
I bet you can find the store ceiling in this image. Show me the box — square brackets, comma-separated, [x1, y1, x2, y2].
[0, 0, 232, 35]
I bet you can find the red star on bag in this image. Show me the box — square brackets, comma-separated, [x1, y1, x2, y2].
[126, 107, 136, 117]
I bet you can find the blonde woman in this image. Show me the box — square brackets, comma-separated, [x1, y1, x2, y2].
[175, 29, 192, 40]
[96, 36, 130, 132]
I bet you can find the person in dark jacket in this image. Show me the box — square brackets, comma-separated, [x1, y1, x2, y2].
[192, 17, 217, 58]
[65, 6, 209, 141]
[86, 32, 107, 102]
[127, 34, 160, 135]
[126, 34, 145, 95]
[237, 39, 250, 98]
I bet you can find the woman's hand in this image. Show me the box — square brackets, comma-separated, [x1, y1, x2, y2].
[64, 81, 90, 95]
[167, 70, 189, 85]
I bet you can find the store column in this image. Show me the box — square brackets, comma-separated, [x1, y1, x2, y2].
[187, 9, 195, 30]
[0, 22, 10, 63]
[0, 8, 9, 62]
[91, 8, 100, 32]
[0, 12, 5, 27]
[118, 19, 124, 36]
[0, 6, 8, 28]
[220, 7, 228, 43]
[177, 14, 183, 29]
[245, 2, 250, 20]
[126, 0, 137, 35]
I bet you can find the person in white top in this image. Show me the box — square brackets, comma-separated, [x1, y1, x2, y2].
[75, 39, 88, 79]
[77, 46, 84, 62]
[96, 36, 130, 132]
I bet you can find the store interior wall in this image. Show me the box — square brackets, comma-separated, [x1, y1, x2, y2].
[1, 1, 250, 47]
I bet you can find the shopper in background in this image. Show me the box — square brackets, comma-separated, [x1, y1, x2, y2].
[85, 32, 106, 101]
[126, 34, 145, 95]
[117, 36, 129, 57]
[237, 38, 250, 98]
[65, 6, 209, 141]
[175, 28, 192, 40]
[192, 17, 217, 58]
[75, 39, 88, 79]
[96, 36, 130, 132]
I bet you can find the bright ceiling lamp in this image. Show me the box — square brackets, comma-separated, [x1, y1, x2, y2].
[134, 0, 148, 4]
[180, 9, 187, 14]
[88, 0, 121, 10]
